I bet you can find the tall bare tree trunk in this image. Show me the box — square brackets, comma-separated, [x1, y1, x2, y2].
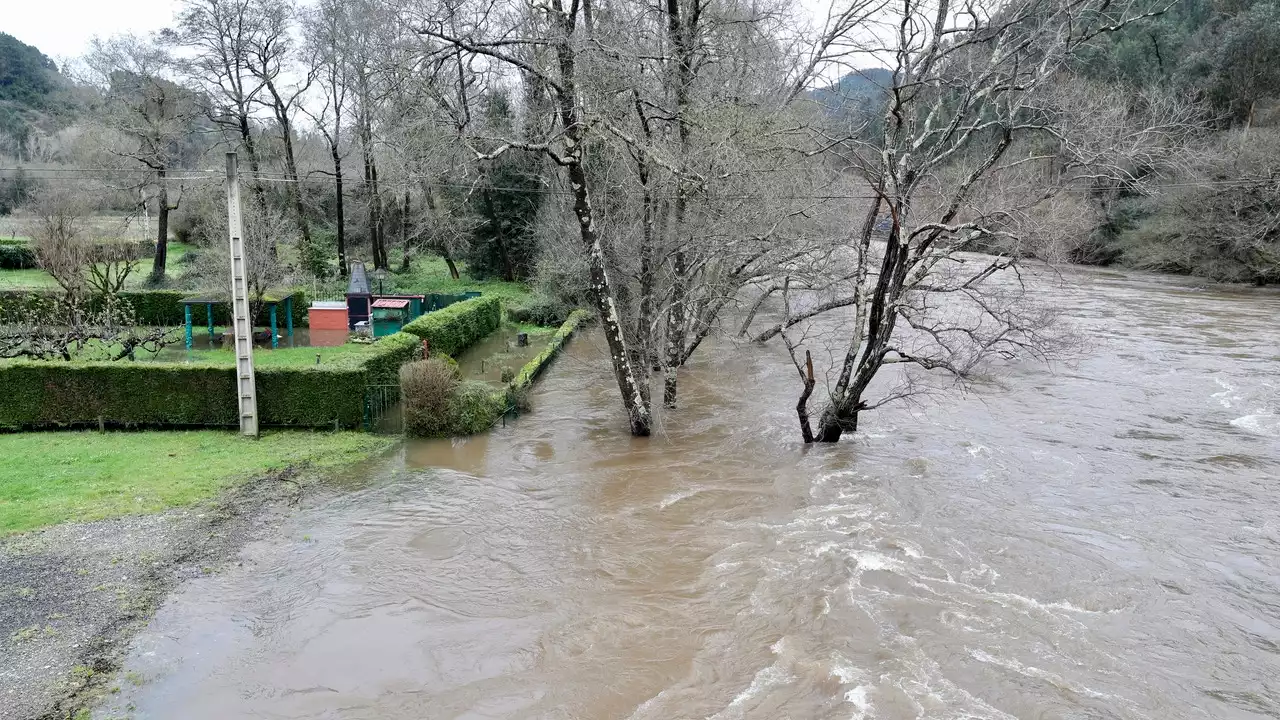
[264, 82, 312, 249]
[551, 6, 651, 436]
[361, 114, 386, 270]
[151, 167, 169, 283]
[661, 0, 696, 408]
[481, 185, 515, 281]
[332, 145, 347, 277]
[400, 190, 411, 271]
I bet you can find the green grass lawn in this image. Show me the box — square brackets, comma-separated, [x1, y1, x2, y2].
[389, 257, 532, 303]
[0, 430, 395, 534]
[163, 342, 378, 367]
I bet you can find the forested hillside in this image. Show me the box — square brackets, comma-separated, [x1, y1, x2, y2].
[0, 32, 73, 162]
[1071, 0, 1280, 282]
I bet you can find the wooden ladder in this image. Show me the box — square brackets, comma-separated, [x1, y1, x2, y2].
[226, 152, 258, 436]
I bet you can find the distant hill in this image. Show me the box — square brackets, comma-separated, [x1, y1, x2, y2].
[809, 68, 892, 113]
[0, 32, 71, 160]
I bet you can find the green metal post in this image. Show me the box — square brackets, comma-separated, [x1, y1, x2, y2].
[207, 303, 215, 340]
[184, 305, 193, 350]
[270, 305, 278, 349]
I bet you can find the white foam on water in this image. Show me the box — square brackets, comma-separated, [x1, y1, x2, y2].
[968, 648, 1114, 700]
[845, 685, 872, 719]
[848, 550, 905, 573]
[659, 487, 700, 509]
[706, 662, 794, 720]
[829, 655, 874, 718]
[1231, 412, 1280, 438]
[1212, 377, 1240, 409]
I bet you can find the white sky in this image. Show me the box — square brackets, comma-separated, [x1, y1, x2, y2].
[4, 0, 182, 64]
[5, 0, 846, 69]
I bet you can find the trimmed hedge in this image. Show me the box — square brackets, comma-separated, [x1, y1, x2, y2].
[0, 361, 238, 428]
[0, 241, 155, 271]
[359, 331, 423, 384]
[402, 296, 501, 357]
[0, 302, 487, 431]
[257, 366, 365, 427]
[0, 244, 37, 270]
[0, 289, 309, 327]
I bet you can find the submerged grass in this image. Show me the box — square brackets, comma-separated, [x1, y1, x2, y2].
[0, 430, 394, 534]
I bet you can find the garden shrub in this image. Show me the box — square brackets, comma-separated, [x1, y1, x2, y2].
[447, 381, 507, 436]
[400, 359, 460, 438]
[401, 295, 500, 356]
[506, 293, 569, 326]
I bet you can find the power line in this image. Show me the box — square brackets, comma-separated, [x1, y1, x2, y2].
[0, 167, 1275, 202]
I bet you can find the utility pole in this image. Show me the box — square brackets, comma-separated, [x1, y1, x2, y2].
[226, 152, 259, 437]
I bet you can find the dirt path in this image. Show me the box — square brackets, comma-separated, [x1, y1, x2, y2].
[0, 468, 309, 720]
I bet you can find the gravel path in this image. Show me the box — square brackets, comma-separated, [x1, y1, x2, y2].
[0, 468, 306, 720]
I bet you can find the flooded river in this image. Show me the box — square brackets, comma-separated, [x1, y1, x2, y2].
[100, 267, 1279, 719]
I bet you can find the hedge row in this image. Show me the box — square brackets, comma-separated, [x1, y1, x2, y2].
[0, 240, 155, 270]
[0, 327, 440, 431]
[0, 295, 562, 433]
[0, 244, 37, 270]
[359, 331, 423, 384]
[401, 295, 501, 356]
[0, 362, 240, 428]
[506, 310, 590, 394]
[0, 289, 310, 327]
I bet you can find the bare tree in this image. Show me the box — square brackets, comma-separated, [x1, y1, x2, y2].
[301, 0, 355, 276]
[84, 35, 202, 283]
[168, 0, 270, 213]
[752, 0, 1197, 442]
[242, 0, 316, 260]
[1, 185, 173, 361]
[414, 0, 656, 435]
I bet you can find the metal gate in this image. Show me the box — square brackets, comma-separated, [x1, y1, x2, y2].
[363, 384, 402, 433]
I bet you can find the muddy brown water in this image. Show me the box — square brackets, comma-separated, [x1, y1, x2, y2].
[97, 267, 1279, 719]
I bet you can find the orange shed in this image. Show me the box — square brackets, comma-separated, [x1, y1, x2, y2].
[308, 301, 348, 331]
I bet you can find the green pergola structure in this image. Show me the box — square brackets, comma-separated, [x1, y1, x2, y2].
[179, 293, 295, 350]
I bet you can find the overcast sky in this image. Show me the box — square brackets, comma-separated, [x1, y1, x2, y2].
[6, 0, 846, 68]
[5, 0, 181, 62]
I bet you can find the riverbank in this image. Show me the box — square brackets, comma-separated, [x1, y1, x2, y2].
[0, 431, 395, 720]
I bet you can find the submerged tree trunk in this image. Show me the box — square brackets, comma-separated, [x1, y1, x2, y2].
[567, 159, 652, 436]
[663, 247, 687, 408]
[797, 350, 816, 444]
[550, 19, 651, 436]
[660, 0, 695, 409]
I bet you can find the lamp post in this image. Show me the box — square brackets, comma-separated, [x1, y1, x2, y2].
[372, 268, 388, 295]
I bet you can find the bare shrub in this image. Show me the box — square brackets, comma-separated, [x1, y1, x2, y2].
[400, 358, 460, 437]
